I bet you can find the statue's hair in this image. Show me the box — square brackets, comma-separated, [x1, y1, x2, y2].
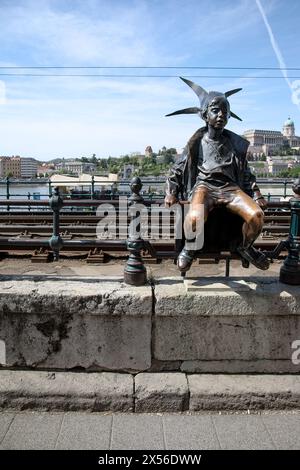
[200, 94, 230, 120]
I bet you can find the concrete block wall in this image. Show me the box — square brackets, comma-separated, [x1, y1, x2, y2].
[0, 276, 300, 374]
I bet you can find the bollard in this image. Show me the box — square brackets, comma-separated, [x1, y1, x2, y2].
[48, 179, 52, 198]
[283, 180, 287, 199]
[124, 177, 147, 286]
[6, 177, 10, 212]
[91, 174, 95, 199]
[49, 186, 64, 261]
[280, 178, 300, 285]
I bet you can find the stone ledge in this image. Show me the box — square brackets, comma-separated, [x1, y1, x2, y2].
[0, 276, 151, 316]
[1, 371, 300, 412]
[155, 277, 300, 317]
[0, 370, 133, 412]
[135, 372, 189, 412]
[188, 374, 300, 411]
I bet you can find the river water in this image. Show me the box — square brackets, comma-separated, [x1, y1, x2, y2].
[0, 181, 295, 201]
[0, 183, 50, 200]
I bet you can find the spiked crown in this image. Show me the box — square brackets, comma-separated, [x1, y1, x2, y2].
[166, 77, 242, 121]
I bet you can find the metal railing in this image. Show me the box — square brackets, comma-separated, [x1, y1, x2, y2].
[0, 177, 299, 286]
[0, 176, 297, 203]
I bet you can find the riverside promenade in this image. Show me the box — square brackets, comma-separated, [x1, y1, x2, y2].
[1, 410, 300, 450]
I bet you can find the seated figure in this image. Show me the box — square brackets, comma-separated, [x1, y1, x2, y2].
[165, 77, 270, 273]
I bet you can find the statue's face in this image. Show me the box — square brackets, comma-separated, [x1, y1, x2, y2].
[205, 97, 230, 130]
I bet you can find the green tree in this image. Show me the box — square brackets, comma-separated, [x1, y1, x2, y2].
[163, 153, 174, 165]
[90, 154, 98, 164]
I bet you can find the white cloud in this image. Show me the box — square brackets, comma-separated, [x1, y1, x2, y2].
[0, 0, 296, 158]
[0, 0, 165, 66]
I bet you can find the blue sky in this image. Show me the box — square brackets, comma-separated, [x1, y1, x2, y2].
[0, 0, 300, 160]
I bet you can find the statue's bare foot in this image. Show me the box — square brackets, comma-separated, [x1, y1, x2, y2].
[237, 246, 270, 271]
[177, 248, 195, 273]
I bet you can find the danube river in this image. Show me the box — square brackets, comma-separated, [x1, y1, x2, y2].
[0, 180, 296, 201]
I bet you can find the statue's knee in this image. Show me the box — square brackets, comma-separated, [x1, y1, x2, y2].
[185, 210, 203, 232]
[191, 211, 203, 228]
[249, 209, 264, 230]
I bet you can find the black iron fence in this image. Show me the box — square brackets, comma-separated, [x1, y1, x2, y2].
[0, 176, 297, 203]
[0, 177, 299, 286]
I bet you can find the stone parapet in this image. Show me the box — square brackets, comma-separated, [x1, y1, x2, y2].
[0, 276, 152, 372]
[154, 277, 300, 373]
[0, 276, 300, 373]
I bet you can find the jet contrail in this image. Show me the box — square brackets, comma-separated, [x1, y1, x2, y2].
[256, 0, 290, 87]
[256, 0, 300, 109]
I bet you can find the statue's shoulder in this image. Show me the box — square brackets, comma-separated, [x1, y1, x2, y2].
[187, 127, 206, 157]
[223, 129, 249, 157]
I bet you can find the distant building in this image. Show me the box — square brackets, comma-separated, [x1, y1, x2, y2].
[37, 163, 56, 177]
[122, 164, 135, 179]
[250, 154, 298, 176]
[55, 160, 95, 175]
[0, 156, 38, 178]
[267, 160, 291, 175]
[145, 146, 153, 157]
[156, 155, 165, 164]
[0, 156, 21, 177]
[20, 157, 38, 178]
[243, 118, 300, 157]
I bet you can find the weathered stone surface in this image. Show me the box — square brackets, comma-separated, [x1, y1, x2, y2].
[147, 360, 183, 372]
[181, 360, 300, 374]
[1, 370, 300, 412]
[0, 370, 133, 411]
[1, 275, 300, 374]
[184, 278, 254, 292]
[135, 372, 188, 412]
[188, 374, 300, 410]
[155, 316, 300, 361]
[154, 277, 300, 366]
[0, 276, 151, 316]
[155, 277, 300, 317]
[0, 277, 152, 371]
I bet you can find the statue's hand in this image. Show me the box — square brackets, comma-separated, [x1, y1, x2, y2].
[254, 192, 268, 210]
[164, 194, 179, 207]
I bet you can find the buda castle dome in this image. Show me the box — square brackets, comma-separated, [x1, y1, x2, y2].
[243, 117, 300, 157]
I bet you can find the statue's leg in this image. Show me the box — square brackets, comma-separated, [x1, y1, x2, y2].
[177, 186, 213, 272]
[226, 189, 269, 270]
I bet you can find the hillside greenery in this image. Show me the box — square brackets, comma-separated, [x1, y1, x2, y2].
[81, 148, 178, 177]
